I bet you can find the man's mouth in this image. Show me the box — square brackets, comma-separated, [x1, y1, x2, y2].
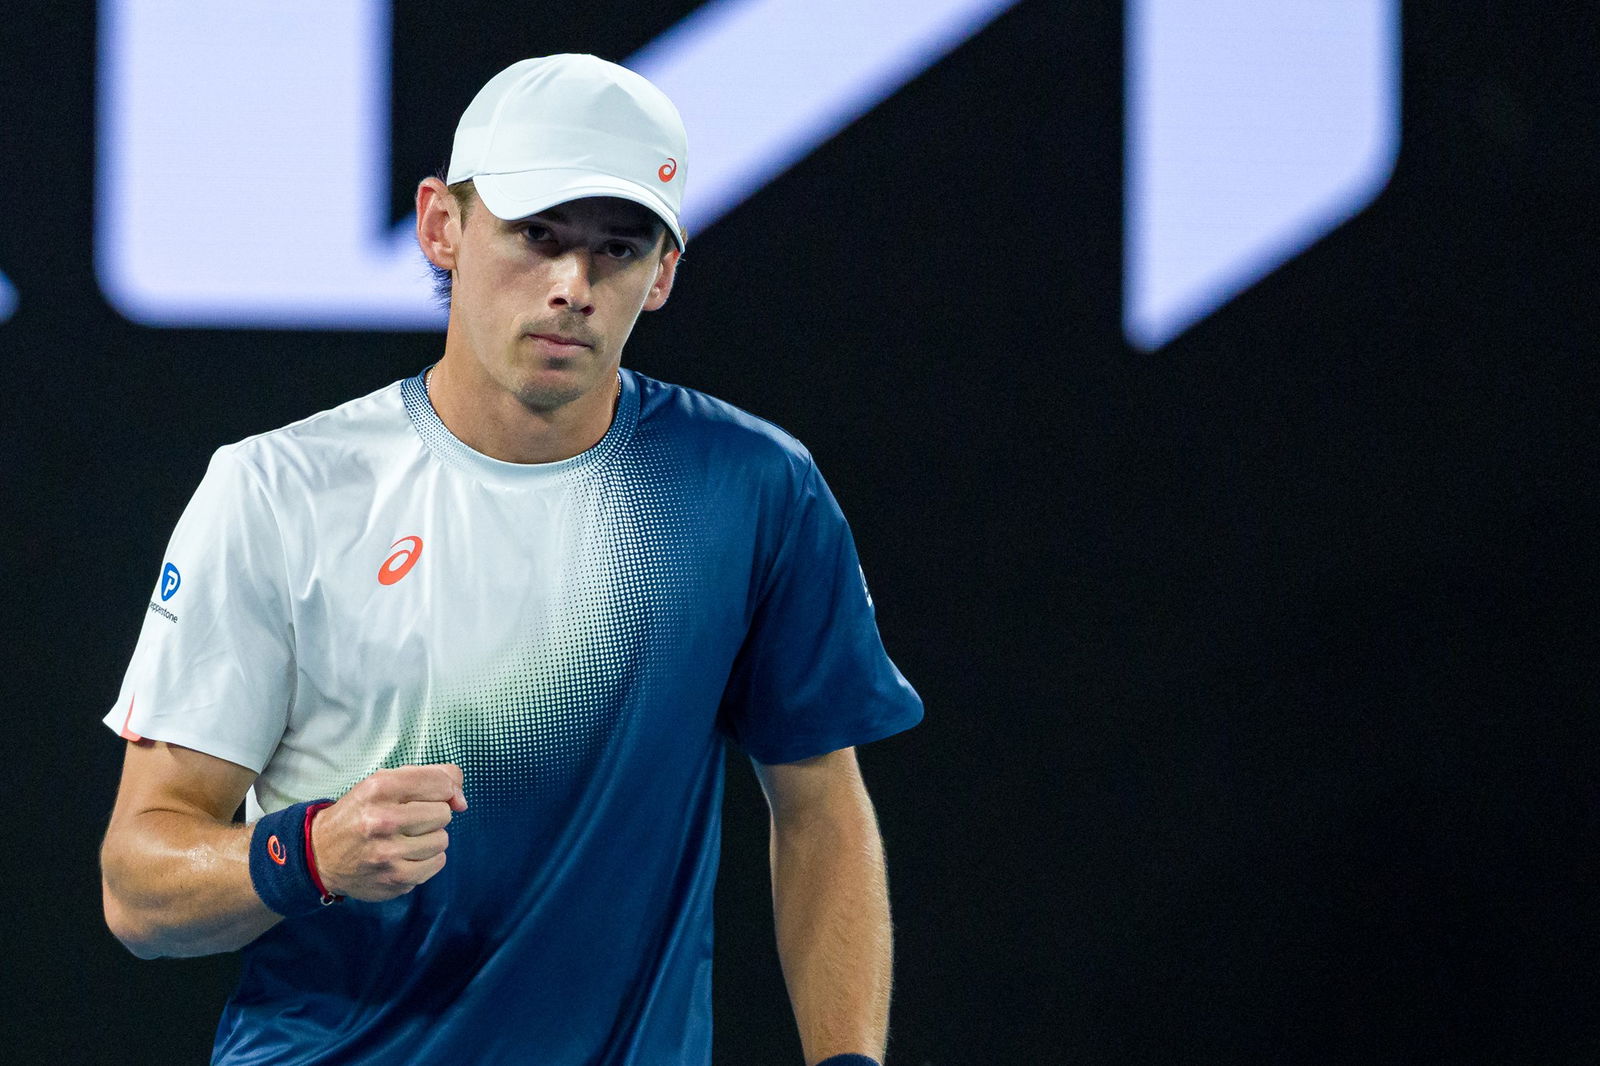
[527, 331, 592, 349]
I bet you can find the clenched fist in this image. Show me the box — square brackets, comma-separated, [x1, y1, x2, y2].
[309, 763, 468, 901]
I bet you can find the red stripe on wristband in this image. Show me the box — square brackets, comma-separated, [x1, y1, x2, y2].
[302, 801, 344, 905]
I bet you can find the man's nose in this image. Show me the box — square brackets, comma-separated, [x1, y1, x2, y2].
[548, 250, 595, 316]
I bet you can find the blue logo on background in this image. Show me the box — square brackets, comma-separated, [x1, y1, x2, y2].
[160, 562, 181, 601]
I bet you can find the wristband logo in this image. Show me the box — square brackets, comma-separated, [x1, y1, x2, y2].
[159, 562, 181, 601]
[266, 834, 287, 865]
[378, 535, 424, 586]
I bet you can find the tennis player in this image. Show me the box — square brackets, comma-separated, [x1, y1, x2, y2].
[99, 53, 920, 1065]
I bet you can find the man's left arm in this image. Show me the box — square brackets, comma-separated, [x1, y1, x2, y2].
[754, 746, 893, 1066]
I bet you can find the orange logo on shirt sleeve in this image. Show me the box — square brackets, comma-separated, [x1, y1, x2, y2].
[118, 693, 143, 742]
[378, 535, 424, 585]
[267, 834, 287, 865]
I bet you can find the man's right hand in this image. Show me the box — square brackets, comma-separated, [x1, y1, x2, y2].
[309, 763, 468, 901]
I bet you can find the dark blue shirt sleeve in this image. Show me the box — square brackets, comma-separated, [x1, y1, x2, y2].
[717, 460, 923, 764]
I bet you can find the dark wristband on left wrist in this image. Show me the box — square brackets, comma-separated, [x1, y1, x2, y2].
[248, 799, 344, 916]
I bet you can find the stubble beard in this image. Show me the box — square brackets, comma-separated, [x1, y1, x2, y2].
[507, 350, 612, 415]
[512, 377, 588, 414]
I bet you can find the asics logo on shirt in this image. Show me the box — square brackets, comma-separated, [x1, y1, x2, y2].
[378, 535, 424, 586]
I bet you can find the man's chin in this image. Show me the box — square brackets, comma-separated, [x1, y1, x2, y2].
[510, 367, 612, 415]
[513, 380, 585, 414]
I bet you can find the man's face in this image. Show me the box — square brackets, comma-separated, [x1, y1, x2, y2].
[447, 191, 677, 413]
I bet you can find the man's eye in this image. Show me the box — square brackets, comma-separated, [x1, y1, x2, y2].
[603, 242, 637, 260]
[523, 226, 552, 242]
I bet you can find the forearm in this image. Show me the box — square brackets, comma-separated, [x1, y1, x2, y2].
[770, 793, 892, 1064]
[101, 808, 280, 959]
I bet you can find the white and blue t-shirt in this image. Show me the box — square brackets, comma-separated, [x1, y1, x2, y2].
[103, 367, 922, 1065]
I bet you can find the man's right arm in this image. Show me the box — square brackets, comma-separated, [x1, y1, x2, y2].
[101, 739, 467, 959]
[100, 739, 277, 958]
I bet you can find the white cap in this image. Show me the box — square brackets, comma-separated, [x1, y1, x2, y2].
[446, 54, 688, 250]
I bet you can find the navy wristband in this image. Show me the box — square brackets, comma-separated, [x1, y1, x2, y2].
[248, 799, 343, 917]
[816, 1057, 881, 1066]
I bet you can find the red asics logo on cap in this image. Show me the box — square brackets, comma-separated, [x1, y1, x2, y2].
[658, 157, 677, 182]
[267, 835, 287, 865]
[378, 535, 423, 586]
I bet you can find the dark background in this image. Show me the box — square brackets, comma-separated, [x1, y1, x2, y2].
[6, 1, 1597, 1062]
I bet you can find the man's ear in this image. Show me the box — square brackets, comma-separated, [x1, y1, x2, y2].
[416, 177, 462, 272]
[643, 246, 680, 312]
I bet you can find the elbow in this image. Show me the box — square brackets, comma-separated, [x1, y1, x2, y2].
[100, 833, 155, 956]
[102, 879, 163, 959]
[101, 825, 167, 958]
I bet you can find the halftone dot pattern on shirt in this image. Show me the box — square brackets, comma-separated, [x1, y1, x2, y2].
[325, 372, 707, 821]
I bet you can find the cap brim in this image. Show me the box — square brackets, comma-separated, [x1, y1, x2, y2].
[472, 170, 685, 251]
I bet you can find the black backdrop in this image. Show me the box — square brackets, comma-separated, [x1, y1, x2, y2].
[6, 2, 1597, 1062]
